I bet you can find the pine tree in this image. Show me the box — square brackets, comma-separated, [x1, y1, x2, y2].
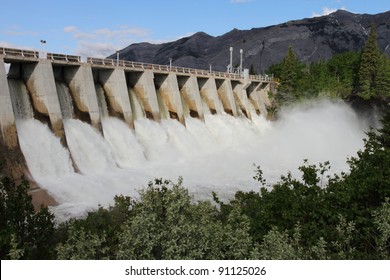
[277, 46, 302, 104]
[376, 55, 390, 99]
[358, 23, 381, 100]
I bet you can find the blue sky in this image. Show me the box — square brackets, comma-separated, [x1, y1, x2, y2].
[0, 0, 389, 58]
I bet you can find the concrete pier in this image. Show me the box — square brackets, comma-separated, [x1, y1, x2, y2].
[177, 75, 204, 120]
[216, 79, 237, 116]
[198, 77, 224, 115]
[64, 64, 101, 130]
[127, 70, 161, 121]
[155, 73, 185, 124]
[97, 68, 134, 128]
[232, 81, 252, 119]
[0, 56, 18, 148]
[23, 60, 65, 139]
[0, 56, 26, 180]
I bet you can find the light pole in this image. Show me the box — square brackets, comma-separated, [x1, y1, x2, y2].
[228, 47, 233, 73]
[116, 50, 119, 66]
[209, 64, 212, 74]
[40, 39, 46, 59]
[169, 57, 172, 71]
[239, 49, 243, 74]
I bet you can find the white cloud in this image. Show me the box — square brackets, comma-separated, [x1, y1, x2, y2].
[63, 25, 151, 57]
[312, 6, 347, 17]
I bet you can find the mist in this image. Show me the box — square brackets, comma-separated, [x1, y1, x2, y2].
[15, 98, 371, 221]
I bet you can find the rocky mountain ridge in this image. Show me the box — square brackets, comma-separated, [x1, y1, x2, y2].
[111, 10, 390, 73]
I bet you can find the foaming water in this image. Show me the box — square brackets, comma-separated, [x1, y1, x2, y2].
[63, 119, 117, 175]
[15, 99, 370, 221]
[16, 119, 74, 178]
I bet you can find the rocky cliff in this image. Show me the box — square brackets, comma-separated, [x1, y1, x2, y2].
[111, 10, 390, 73]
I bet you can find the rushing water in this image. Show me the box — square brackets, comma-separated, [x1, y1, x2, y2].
[15, 99, 370, 221]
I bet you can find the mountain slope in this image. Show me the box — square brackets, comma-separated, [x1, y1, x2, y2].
[111, 10, 390, 73]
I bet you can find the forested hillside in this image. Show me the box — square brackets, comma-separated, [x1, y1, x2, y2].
[267, 24, 390, 110]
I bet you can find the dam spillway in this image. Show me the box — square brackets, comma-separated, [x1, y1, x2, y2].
[0, 47, 275, 212]
[0, 47, 370, 220]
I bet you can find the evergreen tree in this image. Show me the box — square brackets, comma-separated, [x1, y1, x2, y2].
[278, 46, 300, 99]
[358, 23, 381, 99]
[376, 55, 390, 98]
[249, 64, 257, 75]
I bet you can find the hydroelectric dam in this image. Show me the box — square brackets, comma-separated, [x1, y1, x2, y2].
[0, 47, 275, 213]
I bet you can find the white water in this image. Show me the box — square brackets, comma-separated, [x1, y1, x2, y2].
[15, 99, 370, 221]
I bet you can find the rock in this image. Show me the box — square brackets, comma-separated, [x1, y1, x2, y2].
[109, 10, 390, 73]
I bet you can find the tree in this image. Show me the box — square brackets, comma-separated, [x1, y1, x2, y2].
[376, 55, 390, 99]
[0, 172, 55, 259]
[116, 178, 258, 260]
[358, 23, 382, 99]
[249, 64, 257, 75]
[272, 46, 309, 106]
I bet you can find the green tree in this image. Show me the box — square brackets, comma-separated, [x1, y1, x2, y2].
[358, 23, 382, 99]
[327, 51, 361, 97]
[277, 46, 304, 104]
[115, 178, 258, 260]
[249, 64, 257, 75]
[0, 173, 55, 259]
[56, 224, 108, 260]
[376, 55, 390, 99]
[373, 198, 390, 259]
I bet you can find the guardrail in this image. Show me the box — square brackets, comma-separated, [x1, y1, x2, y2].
[87, 57, 273, 82]
[1, 47, 274, 82]
[47, 53, 81, 63]
[1, 47, 39, 59]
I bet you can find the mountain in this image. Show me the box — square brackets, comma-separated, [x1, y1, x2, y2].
[111, 10, 390, 73]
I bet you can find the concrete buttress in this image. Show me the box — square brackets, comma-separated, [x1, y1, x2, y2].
[232, 82, 252, 119]
[198, 77, 224, 115]
[178, 75, 204, 121]
[23, 60, 65, 140]
[155, 73, 185, 124]
[0, 56, 18, 148]
[216, 79, 237, 116]
[98, 68, 134, 128]
[129, 70, 160, 121]
[64, 64, 101, 130]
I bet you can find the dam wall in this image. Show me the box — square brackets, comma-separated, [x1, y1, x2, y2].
[0, 47, 275, 202]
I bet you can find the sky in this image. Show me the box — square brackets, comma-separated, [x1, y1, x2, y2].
[0, 0, 389, 59]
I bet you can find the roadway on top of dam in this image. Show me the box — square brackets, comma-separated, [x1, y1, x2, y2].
[0, 47, 274, 83]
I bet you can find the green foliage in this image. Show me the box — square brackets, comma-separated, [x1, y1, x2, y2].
[358, 23, 382, 99]
[267, 24, 389, 107]
[249, 64, 257, 75]
[0, 173, 55, 259]
[56, 224, 108, 260]
[373, 198, 390, 259]
[276, 46, 306, 104]
[376, 55, 390, 98]
[116, 178, 258, 260]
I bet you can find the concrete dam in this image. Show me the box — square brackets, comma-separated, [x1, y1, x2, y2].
[0, 47, 275, 215]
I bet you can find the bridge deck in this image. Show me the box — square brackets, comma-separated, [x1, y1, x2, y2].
[1, 47, 274, 82]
